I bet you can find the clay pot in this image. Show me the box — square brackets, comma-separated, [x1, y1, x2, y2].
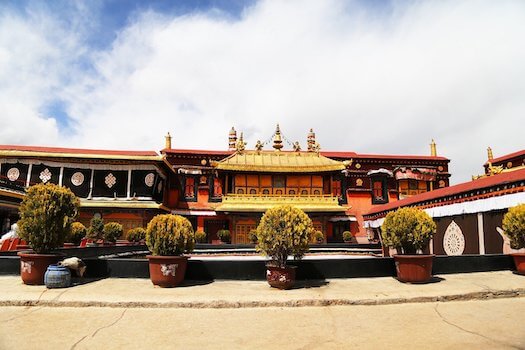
[44, 264, 71, 288]
[393, 254, 434, 283]
[266, 265, 297, 290]
[147, 255, 189, 287]
[511, 253, 525, 275]
[17, 252, 61, 285]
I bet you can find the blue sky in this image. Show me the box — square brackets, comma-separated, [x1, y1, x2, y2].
[0, 0, 524, 183]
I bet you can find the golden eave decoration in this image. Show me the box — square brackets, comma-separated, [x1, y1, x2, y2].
[215, 194, 347, 213]
[79, 200, 169, 211]
[213, 150, 345, 173]
[0, 150, 163, 162]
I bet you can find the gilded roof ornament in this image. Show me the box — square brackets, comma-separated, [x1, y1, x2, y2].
[273, 124, 283, 151]
[293, 141, 301, 152]
[255, 140, 264, 153]
[235, 132, 247, 153]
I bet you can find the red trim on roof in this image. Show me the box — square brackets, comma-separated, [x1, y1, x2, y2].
[484, 149, 525, 166]
[162, 148, 233, 156]
[0, 145, 158, 157]
[321, 151, 448, 161]
[365, 168, 525, 217]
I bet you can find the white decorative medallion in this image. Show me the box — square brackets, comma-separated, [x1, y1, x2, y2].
[145, 173, 155, 187]
[71, 172, 85, 186]
[39, 168, 52, 183]
[7, 168, 20, 181]
[105, 173, 117, 188]
[443, 220, 465, 256]
[160, 264, 178, 276]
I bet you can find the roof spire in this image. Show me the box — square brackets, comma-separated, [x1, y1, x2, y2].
[487, 147, 493, 161]
[228, 127, 237, 151]
[273, 124, 283, 151]
[307, 128, 316, 152]
[430, 139, 437, 157]
[165, 132, 172, 149]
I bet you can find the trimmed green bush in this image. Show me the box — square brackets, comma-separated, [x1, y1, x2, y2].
[87, 217, 104, 240]
[342, 231, 352, 242]
[146, 214, 195, 256]
[249, 229, 258, 244]
[256, 205, 314, 268]
[69, 222, 87, 246]
[313, 230, 324, 243]
[217, 229, 230, 243]
[127, 227, 146, 242]
[502, 204, 525, 250]
[18, 183, 80, 254]
[103, 222, 123, 243]
[381, 207, 436, 254]
[195, 230, 207, 243]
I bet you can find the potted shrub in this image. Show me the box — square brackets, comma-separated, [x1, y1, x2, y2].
[381, 207, 436, 283]
[87, 217, 104, 245]
[343, 230, 353, 243]
[17, 183, 80, 285]
[127, 227, 146, 244]
[217, 229, 230, 244]
[313, 230, 324, 244]
[195, 230, 207, 243]
[502, 204, 525, 274]
[256, 205, 314, 289]
[67, 222, 87, 247]
[249, 229, 258, 244]
[146, 214, 195, 287]
[103, 222, 123, 244]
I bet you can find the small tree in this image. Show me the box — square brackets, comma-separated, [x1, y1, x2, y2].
[502, 204, 525, 250]
[69, 222, 87, 245]
[256, 205, 314, 268]
[103, 222, 123, 243]
[87, 217, 104, 240]
[127, 227, 146, 243]
[313, 230, 324, 244]
[18, 183, 80, 254]
[217, 229, 230, 243]
[195, 230, 207, 243]
[343, 231, 353, 242]
[146, 214, 195, 256]
[381, 207, 436, 254]
[249, 229, 258, 244]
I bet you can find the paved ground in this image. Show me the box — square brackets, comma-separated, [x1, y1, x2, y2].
[0, 271, 524, 349]
[1, 298, 524, 349]
[0, 271, 523, 308]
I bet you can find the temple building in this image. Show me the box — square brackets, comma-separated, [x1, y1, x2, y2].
[0, 126, 451, 244]
[363, 148, 525, 255]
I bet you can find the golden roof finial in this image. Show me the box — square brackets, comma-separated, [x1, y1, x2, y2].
[307, 128, 316, 152]
[165, 132, 172, 149]
[487, 147, 493, 161]
[430, 139, 437, 157]
[273, 124, 283, 151]
[235, 132, 246, 153]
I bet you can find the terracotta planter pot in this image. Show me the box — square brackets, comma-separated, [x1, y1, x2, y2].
[511, 253, 525, 275]
[17, 252, 61, 285]
[393, 254, 434, 283]
[266, 265, 297, 290]
[147, 255, 189, 288]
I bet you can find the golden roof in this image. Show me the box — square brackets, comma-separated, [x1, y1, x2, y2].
[214, 150, 345, 173]
[215, 194, 347, 213]
[80, 200, 169, 211]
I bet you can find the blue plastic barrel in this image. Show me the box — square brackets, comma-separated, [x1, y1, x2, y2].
[44, 264, 71, 288]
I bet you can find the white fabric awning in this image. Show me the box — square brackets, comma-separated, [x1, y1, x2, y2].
[171, 209, 217, 216]
[329, 216, 357, 222]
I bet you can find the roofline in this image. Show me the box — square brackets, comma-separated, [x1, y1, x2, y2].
[484, 149, 525, 166]
[161, 148, 233, 156]
[364, 167, 525, 217]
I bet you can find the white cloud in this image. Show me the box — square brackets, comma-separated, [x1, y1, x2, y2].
[2, 0, 525, 183]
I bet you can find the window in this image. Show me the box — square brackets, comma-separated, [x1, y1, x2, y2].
[184, 177, 195, 199]
[370, 176, 388, 204]
[273, 175, 285, 188]
[332, 178, 342, 197]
